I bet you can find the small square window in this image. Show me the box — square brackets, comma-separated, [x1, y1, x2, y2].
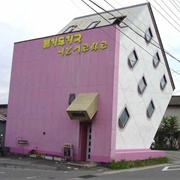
[145, 27, 153, 43]
[86, 21, 100, 29]
[147, 101, 155, 118]
[64, 25, 76, 33]
[138, 76, 147, 94]
[160, 75, 167, 90]
[119, 107, 130, 129]
[128, 50, 138, 68]
[153, 52, 160, 68]
[109, 16, 126, 25]
[68, 94, 76, 105]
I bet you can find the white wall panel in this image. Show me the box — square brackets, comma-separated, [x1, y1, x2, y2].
[116, 5, 173, 150]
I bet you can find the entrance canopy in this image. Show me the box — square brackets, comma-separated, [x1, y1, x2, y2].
[66, 93, 98, 120]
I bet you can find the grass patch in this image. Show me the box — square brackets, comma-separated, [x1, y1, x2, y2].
[108, 157, 168, 170]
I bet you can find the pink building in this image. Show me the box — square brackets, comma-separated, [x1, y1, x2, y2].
[5, 3, 174, 162]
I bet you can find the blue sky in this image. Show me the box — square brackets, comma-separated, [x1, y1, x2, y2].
[0, 0, 180, 104]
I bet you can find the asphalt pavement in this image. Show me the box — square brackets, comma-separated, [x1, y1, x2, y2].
[0, 150, 180, 172]
[0, 153, 107, 172]
[165, 150, 180, 164]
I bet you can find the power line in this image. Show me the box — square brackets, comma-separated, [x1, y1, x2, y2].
[160, 0, 180, 22]
[70, 0, 180, 93]
[86, 0, 157, 57]
[149, 1, 180, 33]
[72, 0, 167, 101]
[70, 0, 129, 51]
[170, 0, 180, 12]
[174, 0, 180, 8]
[81, 0, 180, 80]
[89, 0, 180, 67]
[108, 2, 163, 49]
[172, 0, 180, 9]
[71, 0, 96, 27]
[149, 1, 180, 63]
[112, 0, 180, 61]
[104, 0, 159, 45]
[104, 0, 180, 65]
[154, 0, 180, 29]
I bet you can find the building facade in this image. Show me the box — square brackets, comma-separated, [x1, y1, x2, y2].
[5, 3, 174, 162]
[0, 104, 8, 148]
[164, 96, 180, 128]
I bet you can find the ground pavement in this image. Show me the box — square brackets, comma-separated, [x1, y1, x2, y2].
[0, 151, 180, 171]
[165, 150, 180, 164]
[0, 153, 108, 172]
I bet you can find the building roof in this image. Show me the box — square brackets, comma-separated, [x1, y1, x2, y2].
[169, 96, 180, 106]
[58, 3, 148, 34]
[0, 114, 6, 121]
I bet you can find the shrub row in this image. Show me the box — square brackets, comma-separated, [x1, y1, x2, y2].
[108, 157, 168, 170]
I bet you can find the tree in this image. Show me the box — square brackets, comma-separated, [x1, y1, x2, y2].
[154, 116, 180, 150]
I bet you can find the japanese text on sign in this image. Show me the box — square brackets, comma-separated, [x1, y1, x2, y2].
[43, 33, 108, 56]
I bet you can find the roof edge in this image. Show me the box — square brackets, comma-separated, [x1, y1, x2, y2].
[147, 2, 175, 90]
[73, 3, 150, 21]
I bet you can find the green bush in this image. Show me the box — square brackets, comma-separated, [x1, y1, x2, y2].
[154, 116, 180, 150]
[108, 157, 168, 170]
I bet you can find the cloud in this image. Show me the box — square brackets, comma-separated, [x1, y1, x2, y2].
[0, 22, 32, 104]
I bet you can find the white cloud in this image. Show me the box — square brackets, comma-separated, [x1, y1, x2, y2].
[0, 22, 32, 104]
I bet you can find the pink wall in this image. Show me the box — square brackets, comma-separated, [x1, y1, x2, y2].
[6, 25, 120, 161]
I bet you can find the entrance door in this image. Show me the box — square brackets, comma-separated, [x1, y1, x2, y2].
[86, 125, 92, 161]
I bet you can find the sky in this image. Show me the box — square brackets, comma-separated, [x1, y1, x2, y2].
[0, 0, 180, 104]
